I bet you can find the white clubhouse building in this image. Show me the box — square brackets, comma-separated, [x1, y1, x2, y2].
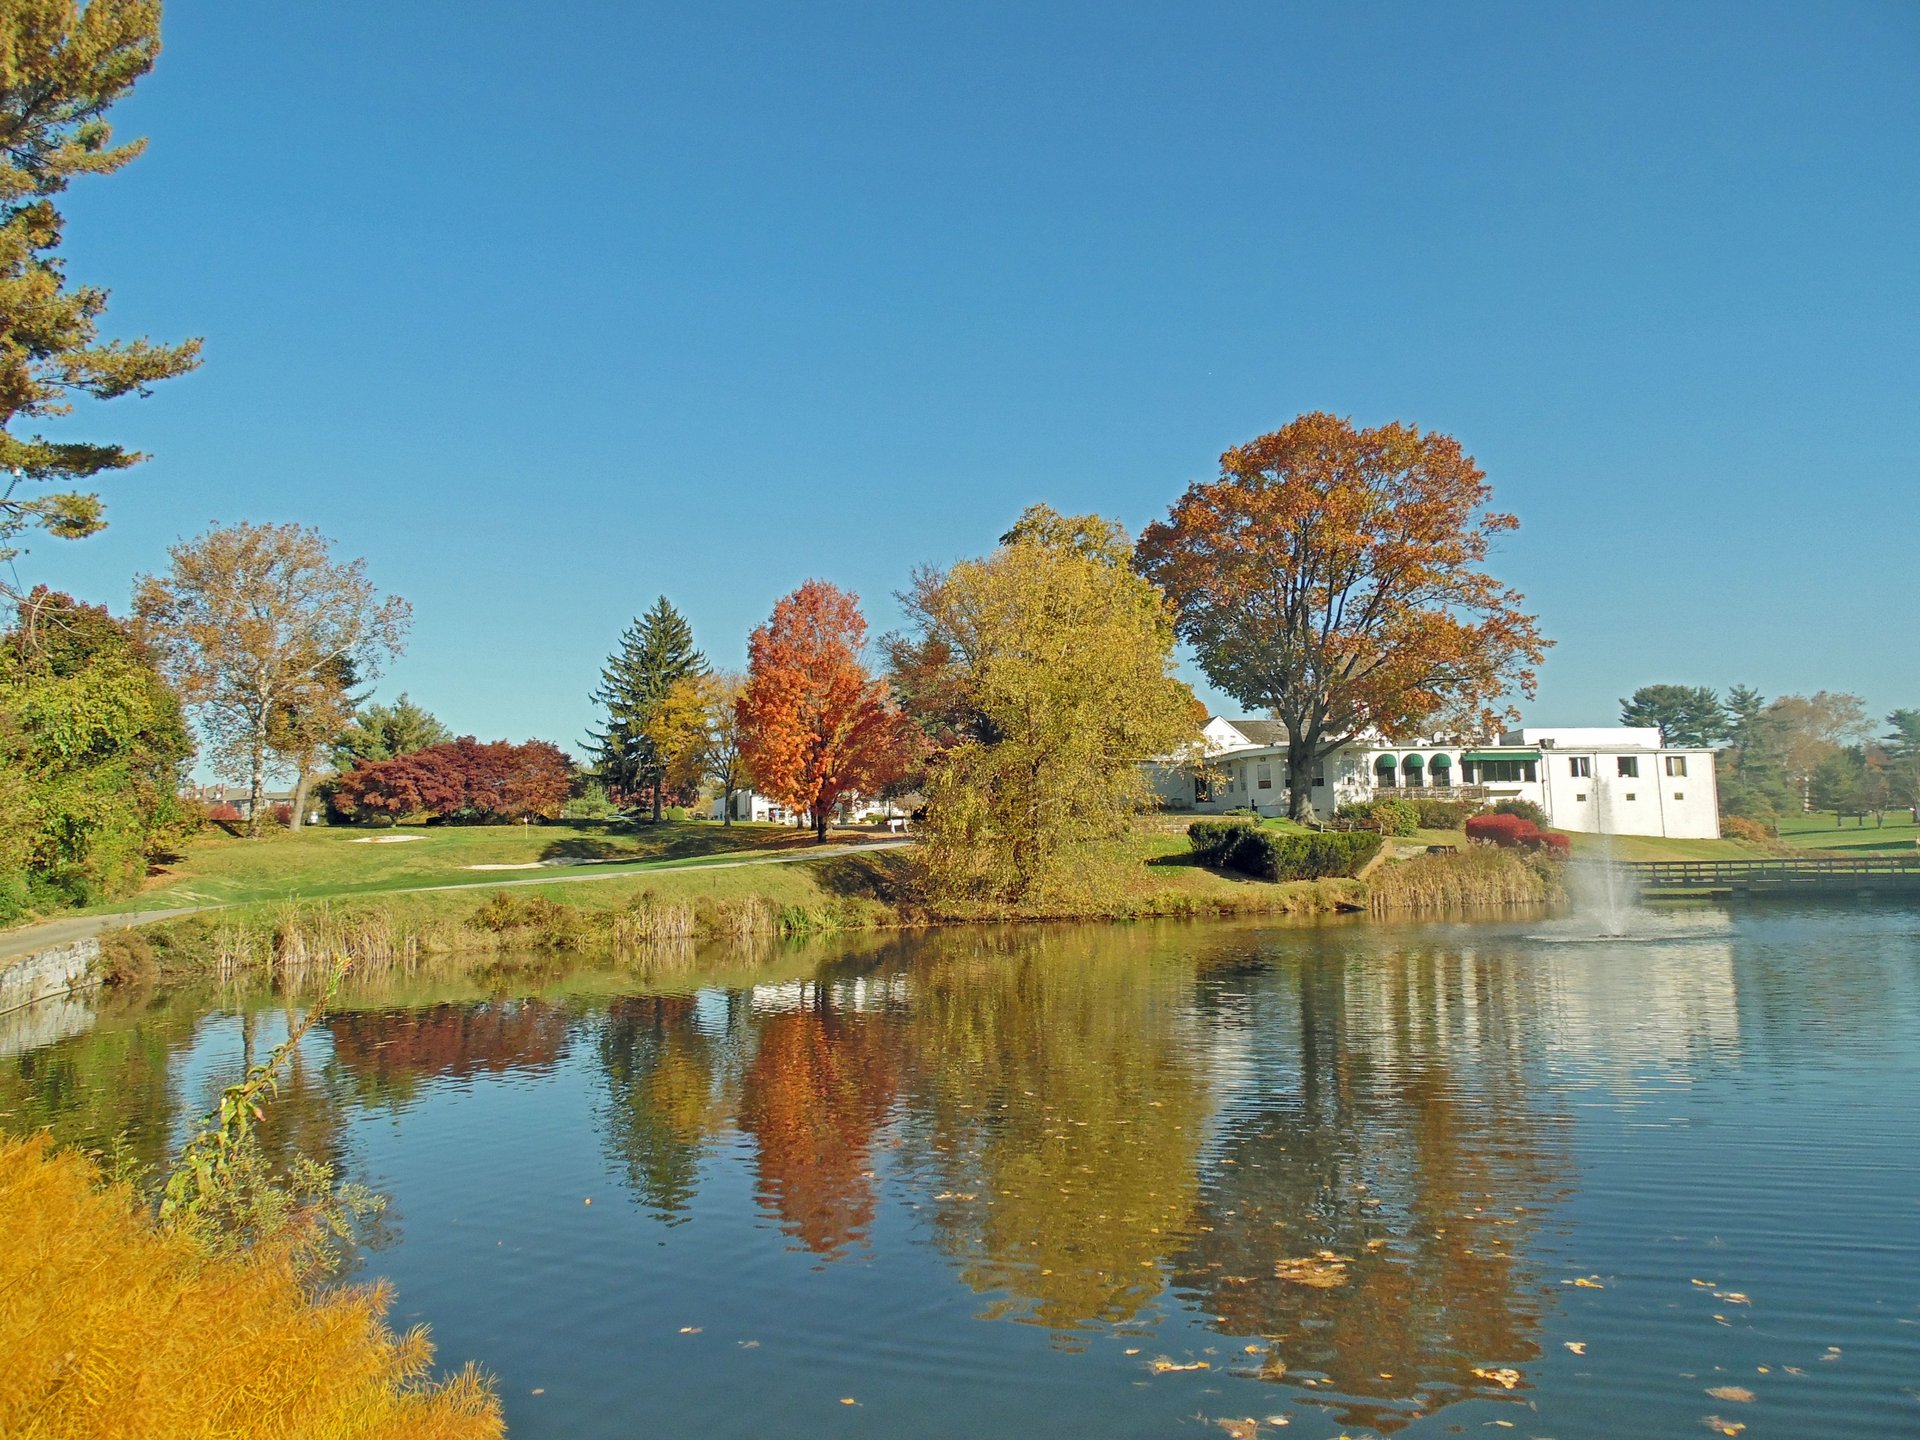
[1150, 718, 1721, 840]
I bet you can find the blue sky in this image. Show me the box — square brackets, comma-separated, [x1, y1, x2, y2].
[29, 1, 1920, 756]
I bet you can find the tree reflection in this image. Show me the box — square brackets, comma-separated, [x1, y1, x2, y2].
[894, 928, 1210, 1332]
[737, 983, 900, 1255]
[598, 995, 728, 1223]
[1173, 939, 1569, 1432]
[324, 998, 573, 1109]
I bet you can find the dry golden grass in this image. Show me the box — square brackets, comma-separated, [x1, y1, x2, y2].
[1367, 846, 1562, 913]
[0, 1133, 502, 1440]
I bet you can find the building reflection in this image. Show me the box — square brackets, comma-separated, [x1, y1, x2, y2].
[1173, 934, 1572, 1432]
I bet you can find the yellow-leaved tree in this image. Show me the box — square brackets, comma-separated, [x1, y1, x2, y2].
[889, 506, 1200, 912]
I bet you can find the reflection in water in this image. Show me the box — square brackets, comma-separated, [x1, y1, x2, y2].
[893, 929, 1210, 1333]
[7, 908, 1916, 1440]
[1176, 936, 1570, 1431]
[598, 995, 730, 1223]
[325, 999, 574, 1108]
[738, 985, 901, 1255]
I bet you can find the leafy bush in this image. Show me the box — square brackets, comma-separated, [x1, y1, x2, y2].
[1189, 821, 1381, 880]
[0, 1133, 503, 1440]
[1187, 818, 1257, 864]
[206, 802, 244, 823]
[1722, 815, 1775, 845]
[1489, 798, 1549, 826]
[268, 802, 293, 828]
[331, 738, 573, 824]
[1467, 812, 1570, 857]
[562, 779, 617, 820]
[1337, 798, 1420, 836]
[1413, 797, 1479, 829]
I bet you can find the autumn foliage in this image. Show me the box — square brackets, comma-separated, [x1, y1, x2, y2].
[1137, 413, 1547, 819]
[739, 580, 910, 842]
[329, 737, 572, 824]
[0, 1132, 502, 1440]
[1465, 812, 1569, 855]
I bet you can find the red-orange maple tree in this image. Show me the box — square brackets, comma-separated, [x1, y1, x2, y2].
[738, 579, 909, 842]
[1136, 413, 1548, 820]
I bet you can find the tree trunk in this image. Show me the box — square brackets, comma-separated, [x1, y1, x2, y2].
[651, 770, 663, 823]
[1285, 737, 1317, 822]
[247, 734, 268, 838]
[289, 767, 313, 831]
[813, 804, 831, 844]
[721, 784, 734, 825]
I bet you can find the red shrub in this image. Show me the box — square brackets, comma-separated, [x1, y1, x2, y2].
[1466, 813, 1571, 857]
[205, 802, 244, 823]
[1465, 813, 1537, 848]
[331, 738, 574, 823]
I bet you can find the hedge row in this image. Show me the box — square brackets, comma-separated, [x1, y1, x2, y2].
[1187, 821, 1383, 881]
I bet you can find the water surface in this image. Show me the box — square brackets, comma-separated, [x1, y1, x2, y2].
[4, 905, 1917, 1438]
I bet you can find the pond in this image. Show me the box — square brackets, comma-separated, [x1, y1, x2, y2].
[4, 904, 1917, 1438]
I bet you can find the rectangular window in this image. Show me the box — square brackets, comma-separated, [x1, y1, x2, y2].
[1469, 759, 1539, 784]
[1569, 757, 1591, 778]
[1624, 792, 1636, 802]
[1256, 763, 1272, 790]
[1313, 771, 1326, 788]
[1574, 792, 1588, 803]
[1674, 791, 1685, 801]
[1665, 756, 1687, 777]
[1617, 757, 1640, 778]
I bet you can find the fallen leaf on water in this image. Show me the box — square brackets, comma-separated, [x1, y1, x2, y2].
[1149, 1357, 1210, 1373]
[1263, 1418, 1289, 1428]
[1568, 1276, 1605, 1289]
[1821, 1347, 1842, 1361]
[737, 1340, 760, 1350]
[1564, 1342, 1587, 1355]
[530, 1388, 545, 1396]
[1713, 1291, 1751, 1306]
[1702, 1418, 1744, 1436]
[1275, 1255, 1349, 1289]
[677, 1326, 701, 1334]
[1217, 1420, 1259, 1439]
[1691, 1279, 1717, 1288]
[840, 1397, 858, 1406]
[1706, 1386, 1755, 1403]
[1244, 1344, 1265, 1354]
[1123, 1348, 1140, 1356]
[1471, 1366, 1522, 1390]
[1783, 1366, 1806, 1377]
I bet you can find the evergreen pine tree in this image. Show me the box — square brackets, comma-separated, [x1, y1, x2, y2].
[586, 597, 707, 820]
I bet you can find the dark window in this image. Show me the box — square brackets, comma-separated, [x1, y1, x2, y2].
[1617, 757, 1640, 778]
[1665, 756, 1687, 777]
[1569, 757, 1591, 778]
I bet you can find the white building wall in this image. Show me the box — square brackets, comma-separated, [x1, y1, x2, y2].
[1147, 720, 1720, 839]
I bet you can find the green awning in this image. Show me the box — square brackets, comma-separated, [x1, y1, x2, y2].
[1372, 754, 1397, 766]
[1462, 751, 1535, 763]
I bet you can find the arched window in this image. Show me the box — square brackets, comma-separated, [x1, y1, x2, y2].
[1429, 753, 1453, 789]
[1401, 754, 1425, 789]
[1374, 755, 1397, 789]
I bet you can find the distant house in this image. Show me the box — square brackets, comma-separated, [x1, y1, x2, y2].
[1149, 719, 1720, 840]
[711, 791, 914, 826]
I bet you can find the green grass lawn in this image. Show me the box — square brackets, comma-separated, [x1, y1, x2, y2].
[1392, 825, 1765, 862]
[1775, 811, 1920, 854]
[95, 818, 866, 914]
